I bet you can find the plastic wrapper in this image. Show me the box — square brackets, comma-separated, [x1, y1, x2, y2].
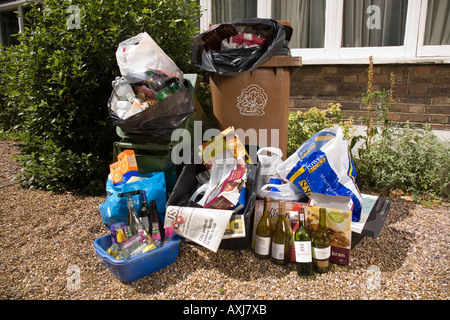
[108, 84, 194, 138]
[277, 126, 363, 222]
[191, 18, 288, 75]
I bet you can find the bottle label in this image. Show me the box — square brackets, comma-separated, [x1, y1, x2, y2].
[271, 242, 285, 260]
[254, 235, 271, 255]
[295, 241, 312, 263]
[313, 246, 331, 260]
[152, 222, 161, 241]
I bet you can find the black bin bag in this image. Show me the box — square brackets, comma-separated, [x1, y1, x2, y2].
[108, 84, 194, 138]
[191, 18, 288, 75]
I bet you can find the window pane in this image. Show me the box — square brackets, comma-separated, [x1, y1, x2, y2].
[424, 0, 450, 45]
[271, 0, 325, 48]
[342, 0, 408, 47]
[0, 11, 20, 47]
[211, 0, 257, 24]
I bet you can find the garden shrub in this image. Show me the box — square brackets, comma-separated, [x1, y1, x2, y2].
[0, 0, 201, 194]
[287, 103, 354, 156]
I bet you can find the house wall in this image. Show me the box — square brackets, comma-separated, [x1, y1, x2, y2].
[289, 63, 450, 131]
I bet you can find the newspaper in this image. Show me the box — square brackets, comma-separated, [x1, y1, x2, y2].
[165, 206, 233, 252]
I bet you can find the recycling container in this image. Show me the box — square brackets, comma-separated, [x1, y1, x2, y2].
[94, 234, 182, 283]
[209, 55, 301, 159]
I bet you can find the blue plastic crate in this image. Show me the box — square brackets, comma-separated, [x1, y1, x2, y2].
[93, 234, 182, 283]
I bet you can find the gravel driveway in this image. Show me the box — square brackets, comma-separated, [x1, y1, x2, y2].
[0, 139, 448, 301]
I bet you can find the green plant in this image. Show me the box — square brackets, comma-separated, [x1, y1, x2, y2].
[0, 0, 201, 194]
[355, 122, 450, 201]
[287, 103, 354, 156]
[353, 57, 450, 201]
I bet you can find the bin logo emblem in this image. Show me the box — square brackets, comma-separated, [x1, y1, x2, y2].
[236, 84, 268, 116]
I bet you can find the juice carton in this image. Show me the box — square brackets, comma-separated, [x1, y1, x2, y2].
[110, 162, 123, 185]
[117, 149, 140, 184]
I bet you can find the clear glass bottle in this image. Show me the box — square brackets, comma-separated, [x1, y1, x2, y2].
[312, 208, 331, 273]
[295, 207, 314, 277]
[254, 197, 273, 259]
[127, 195, 139, 235]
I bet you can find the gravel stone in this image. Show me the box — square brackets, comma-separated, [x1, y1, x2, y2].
[0, 139, 448, 300]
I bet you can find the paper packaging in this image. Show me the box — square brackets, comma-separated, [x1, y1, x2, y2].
[204, 168, 246, 211]
[198, 126, 254, 169]
[116, 149, 140, 184]
[165, 206, 233, 252]
[252, 200, 308, 249]
[307, 193, 353, 266]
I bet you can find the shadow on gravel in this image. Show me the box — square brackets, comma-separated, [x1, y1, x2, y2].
[126, 198, 417, 294]
[349, 199, 416, 272]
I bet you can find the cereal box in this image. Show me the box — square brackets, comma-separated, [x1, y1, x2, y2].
[307, 193, 353, 266]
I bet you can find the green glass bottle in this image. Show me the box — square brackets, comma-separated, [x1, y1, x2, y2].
[254, 197, 272, 259]
[294, 207, 314, 277]
[312, 208, 331, 273]
[271, 201, 289, 265]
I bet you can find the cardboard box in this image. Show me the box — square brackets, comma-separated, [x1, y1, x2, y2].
[252, 200, 308, 249]
[307, 193, 353, 266]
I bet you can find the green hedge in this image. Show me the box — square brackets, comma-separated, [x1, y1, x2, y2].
[0, 0, 201, 194]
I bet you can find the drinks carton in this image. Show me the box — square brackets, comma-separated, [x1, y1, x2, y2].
[117, 149, 140, 184]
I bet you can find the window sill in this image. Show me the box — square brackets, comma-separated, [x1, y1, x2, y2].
[292, 55, 450, 65]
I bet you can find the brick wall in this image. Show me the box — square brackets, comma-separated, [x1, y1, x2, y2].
[289, 63, 450, 130]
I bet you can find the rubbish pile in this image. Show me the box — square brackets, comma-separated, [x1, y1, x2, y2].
[95, 19, 391, 283]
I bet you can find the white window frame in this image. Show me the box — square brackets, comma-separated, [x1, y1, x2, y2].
[199, 0, 450, 64]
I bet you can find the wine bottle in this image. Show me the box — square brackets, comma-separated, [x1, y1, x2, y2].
[254, 197, 272, 259]
[271, 201, 289, 265]
[312, 208, 331, 273]
[138, 191, 151, 233]
[149, 200, 165, 246]
[295, 207, 314, 277]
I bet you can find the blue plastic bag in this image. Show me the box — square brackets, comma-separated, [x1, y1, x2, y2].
[277, 126, 363, 222]
[99, 172, 167, 229]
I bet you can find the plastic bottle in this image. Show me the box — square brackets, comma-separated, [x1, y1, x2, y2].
[147, 77, 172, 101]
[107, 243, 119, 257]
[112, 76, 148, 119]
[112, 76, 135, 101]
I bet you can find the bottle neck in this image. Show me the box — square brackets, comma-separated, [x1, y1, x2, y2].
[299, 211, 306, 228]
[319, 208, 327, 228]
[263, 199, 271, 217]
[141, 191, 148, 203]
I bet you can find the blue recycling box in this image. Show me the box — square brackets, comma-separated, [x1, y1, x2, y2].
[93, 234, 182, 283]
